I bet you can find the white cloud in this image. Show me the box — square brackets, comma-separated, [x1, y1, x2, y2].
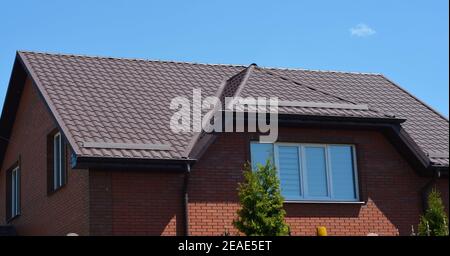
[350, 23, 376, 37]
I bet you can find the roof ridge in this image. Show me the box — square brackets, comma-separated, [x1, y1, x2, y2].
[258, 67, 394, 117]
[232, 64, 256, 97]
[17, 50, 247, 69]
[219, 64, 256, 107]
[224, 63, 254, 83]
[18, 50, 382, 75]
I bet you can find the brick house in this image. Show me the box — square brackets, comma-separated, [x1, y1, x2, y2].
[0, 51, 448, 236]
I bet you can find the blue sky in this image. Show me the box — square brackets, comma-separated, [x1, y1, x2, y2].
[0, 0, 448, 116]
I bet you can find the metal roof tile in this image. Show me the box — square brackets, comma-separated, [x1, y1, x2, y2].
[18, 51, 448, 165]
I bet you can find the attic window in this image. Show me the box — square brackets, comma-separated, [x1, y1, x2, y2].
[6, 164, 20, 221]
[47, 131, 67, 193]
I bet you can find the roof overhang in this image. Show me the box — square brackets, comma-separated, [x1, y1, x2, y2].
[277, 113, 405, 124]
[186, 112, 447, 177]
[277, 114, 448, 177]
[72, 155, 195, 171]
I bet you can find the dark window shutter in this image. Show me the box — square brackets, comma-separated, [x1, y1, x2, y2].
[5, 169, 12, 221]
[61, 138, 67, 186]
[47, 132, 55, 193]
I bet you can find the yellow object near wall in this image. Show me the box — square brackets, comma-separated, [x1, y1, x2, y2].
[317, 226, 328, 236]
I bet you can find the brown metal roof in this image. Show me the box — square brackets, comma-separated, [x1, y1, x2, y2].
[6, 51, 449, 167]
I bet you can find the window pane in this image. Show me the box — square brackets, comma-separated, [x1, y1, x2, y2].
[11, 171, 16, 216]
[304, 146, 328, 197]
[10, 168, 19, 216]
[250, 143, 273, 170]
[278, 146, 301, 199]
[329, 146, 356, 200]
[15, 170, 19, 215]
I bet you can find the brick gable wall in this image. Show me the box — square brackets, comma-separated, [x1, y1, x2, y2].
[0, 77, 89, 235]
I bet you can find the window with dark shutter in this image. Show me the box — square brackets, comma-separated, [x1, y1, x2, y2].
[47, 130, 67, 194]
[5, 164, 20, 222]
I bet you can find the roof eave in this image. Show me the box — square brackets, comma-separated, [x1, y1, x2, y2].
[431, 164, 449, 177]
[278, 113, 406, 125]
[72, 155, 196, 171]
[242, 113, 435, 177]
[283, 115, 437, 174]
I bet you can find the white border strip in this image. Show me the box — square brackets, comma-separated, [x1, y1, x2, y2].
[427, 152, 449, 158]
[235, 100, 369, 110]
[82, 142, 172, 151]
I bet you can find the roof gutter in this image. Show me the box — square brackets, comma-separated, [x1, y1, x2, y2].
[72, 155, 196, 171]
[278, 113, 406, 125]
[183, 163, 191, 236]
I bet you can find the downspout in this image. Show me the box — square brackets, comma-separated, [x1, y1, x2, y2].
[421, 168, 442, 212]
[183, 162, 191, 236]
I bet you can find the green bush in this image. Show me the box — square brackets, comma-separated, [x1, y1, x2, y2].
[233, 160, 290, 236]
[418, 189, 449, 236]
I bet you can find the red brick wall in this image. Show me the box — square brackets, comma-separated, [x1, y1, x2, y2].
[0, 78, 89, 235]
[89, 169, 185, 235]
[187, 129, 449, 236]
[87, 127, 448, 236]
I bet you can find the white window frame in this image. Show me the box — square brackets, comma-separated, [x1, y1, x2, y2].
[53, 132, 63, 190]
[273, 142, 360, 203]
[11, 166, 20, 218]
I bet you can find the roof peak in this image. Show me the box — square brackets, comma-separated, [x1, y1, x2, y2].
[17, 50, 382, 76]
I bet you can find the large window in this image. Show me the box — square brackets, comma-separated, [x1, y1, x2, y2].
[6, 165, 20, 221]
[48, 131, 67, 193]
[250, 142, 359, 202]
